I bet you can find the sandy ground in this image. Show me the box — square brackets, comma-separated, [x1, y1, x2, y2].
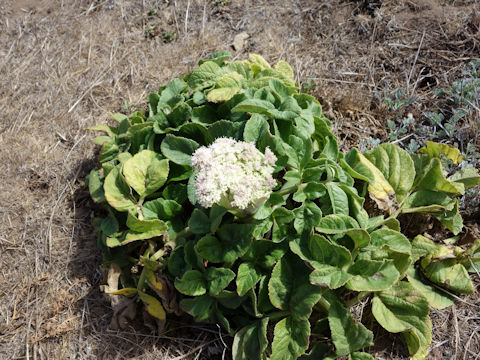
[0, 0, 479, 359]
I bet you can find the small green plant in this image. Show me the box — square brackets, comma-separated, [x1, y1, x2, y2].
[162, 31, 176, 43]
[213, 0, 229, 5]
[148, 7, 158, 16]
[301, 78, 317, 93]
[144, 25, 156, 39]
[87, 52, 480, 360]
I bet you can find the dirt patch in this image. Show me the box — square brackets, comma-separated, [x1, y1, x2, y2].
[0, 0, 479, 359]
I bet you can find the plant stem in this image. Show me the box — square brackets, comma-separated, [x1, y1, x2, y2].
[267, 310, 290, 321]
[346, 291, 370, 308]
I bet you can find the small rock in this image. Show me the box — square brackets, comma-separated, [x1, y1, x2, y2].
[232, 32, 249, 51]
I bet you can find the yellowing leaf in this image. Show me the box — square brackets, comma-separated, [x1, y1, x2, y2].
[123, 150, 169, 198]
[419, 141, 463, 164]
[138, 290, 166, 321]
[107, 288, 138, 297]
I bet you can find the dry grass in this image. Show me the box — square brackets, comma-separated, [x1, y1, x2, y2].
[0, 0, 479, 359]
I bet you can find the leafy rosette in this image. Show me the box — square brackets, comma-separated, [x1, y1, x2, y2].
[87, 52, 480, 360]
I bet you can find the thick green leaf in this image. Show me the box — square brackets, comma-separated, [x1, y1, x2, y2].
[421, 257, 474, 294]
[290, 234, 352, 269]
[195, 224, 255, 263]
[232, 98, 275, 115]
[188, 208, 211, 235]
[433, 199, 463, 235]
[293, 201, 322, 234]
[328, 297, 373, 356]
[269, 255, 324, 320]
[123, 150, 169, 197]
[236, 262, 262, 296]
[413, 155, 464, 195]
[243, 114, 270, 145]
[402, 190, 455, 214]
[205, 267, 235, 296]
[310, 265, 352, 289]
[104, 166, 136, 212]
[316, 214, 359, 234]
[174, 270, 207, 296]
[325, 183, 349, 215]
[346, 259, 399, 291]
[87, 169, 106, 203]
[406, 266, 454, 309]
[448, 167, 480, 188]
[161, 134, 200, 165]
[180, 294, 215, 322]
[372, 282, 432, 359]
[271, 317, 310, 360]
[232, 318, 269, 360]
[142, 198, 182, 220]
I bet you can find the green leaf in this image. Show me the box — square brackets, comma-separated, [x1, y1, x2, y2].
[186, 61, 226, 90]
[162, 183, 187, 204]
[433, 199, 463, 235]
[413, 155, 464, 195]
[232, 318, 269, 360]
[402, 190, 455, 214]
[406, 266, 454, 310]
[104, 166, 136, 212]
[87, 169, 106, 203]
[236, 262, 262, 296]
[271, 317, 310, 360]
[243, 114, 270, 145]
[205, 267, 235, 296]
[346, 259, 399, 291]
[421, 257, 474, 294]
[448, 167, 480, 188]
[316, 214, 359, 234]
[142, 198, 182, 220]
[293, 201, 322, 234]
[372, 282, 432, 359]
[290, 234, 352, 269]
[310, 265, 353, 289]
[168, 102, 192, 127]
[325, 183, 349, 215]
[369, 229, 411, 254]
[269, 255, 324, 320]
[180, 294, 215, 322]
[195, 224, 255, 263]
[328, 298, 373, 356]
[208, 120, 245, 140]
[174, 270, 207, 296]
[161, 134, 200, 165]
[364, 143, 415, 202]
[232, 98, 275, 115]
[123, 150, 169, 197]
[188, 208, 211, 235]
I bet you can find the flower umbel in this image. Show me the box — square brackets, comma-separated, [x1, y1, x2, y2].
[191, 138, 277, 213]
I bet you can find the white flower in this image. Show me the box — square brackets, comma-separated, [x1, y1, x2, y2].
[191, 138, 277, 213]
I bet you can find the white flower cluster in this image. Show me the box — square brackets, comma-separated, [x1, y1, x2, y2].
[191, 138, 277, 212]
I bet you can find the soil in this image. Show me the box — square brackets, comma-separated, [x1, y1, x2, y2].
[0, 0, 479, 359]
